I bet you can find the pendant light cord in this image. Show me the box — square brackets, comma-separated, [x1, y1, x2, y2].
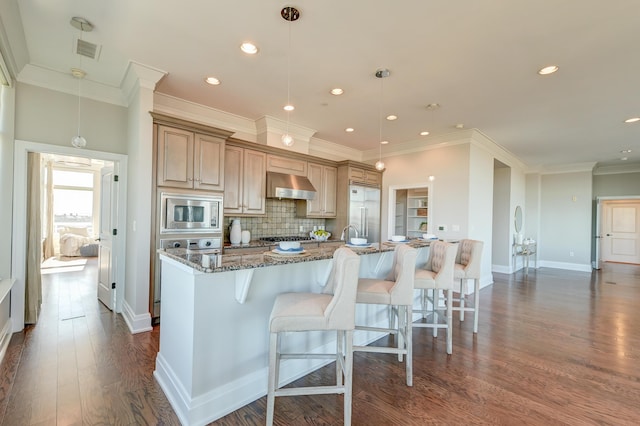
[379, 74, 383, 158]
[285, 15, 291, 135]
[76, 31, 83, 137]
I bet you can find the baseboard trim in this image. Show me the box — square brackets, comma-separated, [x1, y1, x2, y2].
[538, 260, 592, 272]
[121, 301, 153, 334]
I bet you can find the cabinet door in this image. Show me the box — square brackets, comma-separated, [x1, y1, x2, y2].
[223, 145, 244, 214]
[322, 166, 337, 217]
[157, 125, 194, 188]
[266, 154, 307, 176]
[364, 170, 382, 186]
[194, 133, 225, 191]
[242, 149, 266, 215]
[306, 162, 324, 216]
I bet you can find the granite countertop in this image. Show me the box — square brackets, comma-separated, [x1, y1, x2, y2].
[160, 239, 434, 273]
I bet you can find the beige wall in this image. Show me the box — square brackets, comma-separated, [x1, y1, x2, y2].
[15, 82, 128, 153]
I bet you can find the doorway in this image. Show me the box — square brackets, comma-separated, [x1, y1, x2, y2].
[597, 198, 640, 266]
[387, 182, 432, 240]
[11, 140, 127, 333]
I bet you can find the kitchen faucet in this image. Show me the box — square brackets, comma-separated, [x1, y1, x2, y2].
[340, 225, 359, 241]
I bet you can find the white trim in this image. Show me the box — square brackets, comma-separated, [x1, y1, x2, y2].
[121, 300, 153, 334]
[387, 182, 432, 241]
[538, 260, 592, 272]
[12, 140, 128, 332]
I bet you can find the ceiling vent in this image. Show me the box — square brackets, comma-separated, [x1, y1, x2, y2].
[75, 37, 101, 61]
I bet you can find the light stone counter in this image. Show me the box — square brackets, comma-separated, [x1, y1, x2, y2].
[155, 241, 432, 425]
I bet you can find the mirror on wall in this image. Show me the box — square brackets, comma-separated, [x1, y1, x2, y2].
[514, 205, 523, 233]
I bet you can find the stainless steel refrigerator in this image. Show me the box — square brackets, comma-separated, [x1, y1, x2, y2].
[348, 184, 381, 243]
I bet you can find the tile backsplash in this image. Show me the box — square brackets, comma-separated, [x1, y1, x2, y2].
[223, 199, 325, 241]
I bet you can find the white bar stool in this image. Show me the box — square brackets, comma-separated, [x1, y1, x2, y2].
[353, 244, 418, 386]
[413, 241, 458, 354]
[266, 247, 361, 426]
[452, 239, 484, 333]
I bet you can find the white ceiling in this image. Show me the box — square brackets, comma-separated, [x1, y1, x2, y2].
[5, 0, 640, 170]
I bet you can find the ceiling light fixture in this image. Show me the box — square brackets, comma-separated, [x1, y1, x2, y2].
[205, 76, 220, 85]
[240, 42, 258, 55]
[281, 6, 299, 147]
[420, 131, 430, 136]
[620, 149, 632, 154]
[538, 65, 559, 75]
[386, 115, 397, 121]
[345, 127, 354, 133]
[375, 68, 390, 171]
[331, 88, 344, 95]
[624, 117, 640, 123]
[70, 17, 93, 149]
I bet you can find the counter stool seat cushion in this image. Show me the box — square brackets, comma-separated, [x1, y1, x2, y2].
[269, 293, 333, 332]
[355, 278, 395, 305]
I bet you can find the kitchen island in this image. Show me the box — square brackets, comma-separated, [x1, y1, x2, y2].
[155, 240, 432, 425]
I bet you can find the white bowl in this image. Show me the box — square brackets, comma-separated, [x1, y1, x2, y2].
[278, 241, 301, 250]
[390, 235, 406, 242]
[310, 231, 331, 241]
[350, 237, 368, 245]
[422, 234, 437, 240]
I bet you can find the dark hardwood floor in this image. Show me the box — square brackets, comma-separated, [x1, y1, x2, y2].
[0, 260, 638, 425]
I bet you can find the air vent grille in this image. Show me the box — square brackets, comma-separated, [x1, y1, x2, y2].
[75, 38, 101, 60]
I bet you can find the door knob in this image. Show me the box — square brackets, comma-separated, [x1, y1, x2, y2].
[606, 233, 612, 236]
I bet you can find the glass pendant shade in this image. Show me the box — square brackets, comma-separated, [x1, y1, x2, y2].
[72, 135, 87, 148]
[375, 160, 385, 171]
[281, 133, 294, 147]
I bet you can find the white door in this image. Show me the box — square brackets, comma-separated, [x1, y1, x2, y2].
[601, 201, 640, 264]
[98, 167, 117, 309]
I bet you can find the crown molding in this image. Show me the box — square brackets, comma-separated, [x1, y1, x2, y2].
[527, 162, 597, 175]
[308, 136, 363, 162]
[17, 63, 126, 106]
[121, 61, 167, 106]
[593, 163, 640, 175]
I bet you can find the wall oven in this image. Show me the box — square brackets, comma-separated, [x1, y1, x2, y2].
[160, 192, 223, 234]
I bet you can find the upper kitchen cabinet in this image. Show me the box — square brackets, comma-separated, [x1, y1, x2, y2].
[347, 165, 382, 187]
[266, 154, 307, 176]
[298, 162, 337, 218]
[224, 145, 266, 215]
[156, 124, 226, 191]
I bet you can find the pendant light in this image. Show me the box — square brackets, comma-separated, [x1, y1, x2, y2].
[70, 17, 93, 149]
[375, 68, 390, 171]
[281, 6, 299, 147]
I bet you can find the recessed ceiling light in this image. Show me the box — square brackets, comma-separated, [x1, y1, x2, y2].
[205, 76, 220, 85]
[240, 42, 258, 55]
[620, 149, 632, 154]
[426, 103, 440, 110]
[621, 157, 628, 161]
[380, 140, 389, 145]
[538, 65, 559, 75]
[455, 123, 464, 129]
[330, 88, 344, 95]
[283, 104, 294, 112]
[386, 115, 398, 121]
[345, 127, 354, 133]
[624, 117, 640, 123]
[420, 131, 430, 136]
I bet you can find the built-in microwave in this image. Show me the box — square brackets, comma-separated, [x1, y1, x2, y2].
[160, 192, 223, 234]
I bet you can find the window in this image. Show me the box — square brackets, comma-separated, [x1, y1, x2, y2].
[52, 169, 96, 234]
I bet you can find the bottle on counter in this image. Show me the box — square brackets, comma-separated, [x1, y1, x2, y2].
[230, 219, 242, 245]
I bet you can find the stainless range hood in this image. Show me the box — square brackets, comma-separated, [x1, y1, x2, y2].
[266, 172, 316, 200]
